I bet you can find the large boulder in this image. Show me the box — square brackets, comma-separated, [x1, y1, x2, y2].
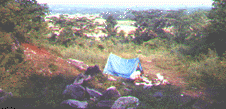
[62, 84, 87, 101]
[60, 99, 88, 108]
[100, 86, 121, 100]
[85, 65, 102, 77]
[111, 96, 140, 109]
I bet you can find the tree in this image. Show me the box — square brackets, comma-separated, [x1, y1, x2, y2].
[104, 14, 118, 38]
[129, 9, 168, 44]
[205, 0, 226, 57]
[0, 0, 49, 73]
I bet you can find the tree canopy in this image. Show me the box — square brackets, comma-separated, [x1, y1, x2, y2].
[0, 0, 49, 71]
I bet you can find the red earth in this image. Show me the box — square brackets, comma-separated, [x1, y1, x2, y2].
[20, 42, 209, 101]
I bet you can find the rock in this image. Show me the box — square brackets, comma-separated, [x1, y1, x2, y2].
[100, 86, 121, 100]
[84, 75, 92, 81]
[73, 73, 85, 85]
[68, 58, 84, 65]
[62, 84, 86, 101]
[85, 65, 102, 77]
[96, 100, 115, 109]
[0, 89, 13, 105]
[124, 87, 132, 92]
[108, 76, 117, 81]
[122, 82, 126, 86]
[86, 87, 103, 98]
[60, 99, 88, 108]
[111, 96, 140, 109]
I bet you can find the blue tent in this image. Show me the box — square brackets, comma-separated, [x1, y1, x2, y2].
[103, 53, 143, 79]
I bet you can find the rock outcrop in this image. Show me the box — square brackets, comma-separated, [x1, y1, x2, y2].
[0, 65, 224, 108]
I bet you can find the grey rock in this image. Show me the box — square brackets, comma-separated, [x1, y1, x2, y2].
[60, 99, 88, 108]
[0, 92, 13, 104]
[62, 84, 86, 100]
[73, 74, 85, 85]
[124, 87, 132, 92]
[85, 65, 102, 76]
[86, 87, 103, 98]
[111, 96, 140, 109]
[101, 86, 121, 100]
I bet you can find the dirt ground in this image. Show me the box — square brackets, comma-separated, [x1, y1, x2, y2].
[21, 43, 206, 100]
[140, 55, 205, 99]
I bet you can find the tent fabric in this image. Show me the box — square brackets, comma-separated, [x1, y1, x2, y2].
[103, 53, 142, 79]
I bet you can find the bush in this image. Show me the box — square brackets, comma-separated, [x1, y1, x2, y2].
[204, 0, 226, 57]
[104, 15, 118, 38]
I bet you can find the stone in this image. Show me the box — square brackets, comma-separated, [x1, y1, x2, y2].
[108, 76, 117, 81]
[86, 87, 103, 98]
[73, 73, 85, 85]
[84, 75, 92, 82]
[111, 96, 140, 109]
[124, 87, 132, 92]
[85, 65, 102, 77]
[60, 99, 88, 108]
[101, 86, 121, 100]
[0, 89, 13, 105]
[62, 84, 86, 101]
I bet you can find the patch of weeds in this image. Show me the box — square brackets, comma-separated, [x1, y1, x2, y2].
[185, 55, 225, 89]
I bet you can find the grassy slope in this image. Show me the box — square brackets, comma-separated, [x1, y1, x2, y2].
[1, 13, 226, 108]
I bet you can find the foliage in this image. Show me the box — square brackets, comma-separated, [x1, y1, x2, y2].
[129, 9, 176, 44]
[104, 14, 118, 38]
[118, 30, 126, 38]
[0, 0, 49, 71]
[171, 9, 211, 57]
[1, 1, 226, 108]
[204, 0, 226, 57]
[0, 0, 51, 106]
[48, 14, 101, 47]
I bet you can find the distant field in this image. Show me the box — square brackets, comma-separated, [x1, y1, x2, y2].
[46, 13, 137, 37]
[94, 18, 137, 37]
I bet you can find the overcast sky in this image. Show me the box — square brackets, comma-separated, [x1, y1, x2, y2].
[37, 0, 213, 7]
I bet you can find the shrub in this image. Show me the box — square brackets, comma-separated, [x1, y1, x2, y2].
[118, 30, 126, 38]
[105, 15, 118, 37]
[204, 0, 226, 57]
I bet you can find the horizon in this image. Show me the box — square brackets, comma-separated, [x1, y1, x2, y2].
[37, 0, 213, 8]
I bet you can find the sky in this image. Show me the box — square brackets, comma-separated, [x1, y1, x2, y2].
[37, 0, 213, 7]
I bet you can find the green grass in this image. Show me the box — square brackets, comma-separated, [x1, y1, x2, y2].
[2, 33, 226, 108]
[1, 13, 226, 108]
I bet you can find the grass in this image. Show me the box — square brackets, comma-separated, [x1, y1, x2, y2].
[1, 13, 226, 108]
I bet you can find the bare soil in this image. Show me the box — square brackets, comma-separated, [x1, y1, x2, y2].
[21, 42, 207, 100]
